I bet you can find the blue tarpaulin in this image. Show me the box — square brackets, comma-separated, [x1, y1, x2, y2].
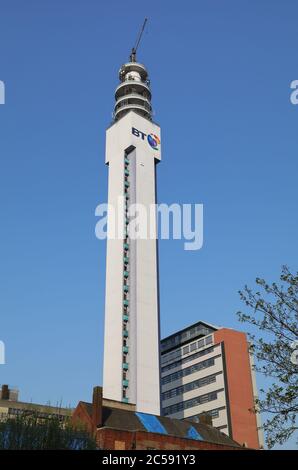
[135, 412, 168, 435]
[186, 426, 203, 440]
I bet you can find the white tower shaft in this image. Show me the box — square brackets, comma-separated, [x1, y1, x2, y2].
[103, 110, 161, 415]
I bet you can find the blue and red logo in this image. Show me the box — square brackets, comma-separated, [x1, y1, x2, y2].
[147, 133, 160, 151]
[132, 127, 161, 152]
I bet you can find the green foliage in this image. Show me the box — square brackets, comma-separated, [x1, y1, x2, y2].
[237, 266, 298, 448]
[0, 412, 96, 450]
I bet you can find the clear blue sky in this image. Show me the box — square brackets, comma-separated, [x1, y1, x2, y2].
[0, 0, 297, 448]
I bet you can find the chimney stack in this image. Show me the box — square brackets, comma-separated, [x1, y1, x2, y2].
[1, 384, 9, 400]
[92, 386, 102, 430]
[198, 412, 213, 426]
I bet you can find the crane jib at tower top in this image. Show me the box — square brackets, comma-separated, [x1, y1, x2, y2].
[130, 18, 148, 63]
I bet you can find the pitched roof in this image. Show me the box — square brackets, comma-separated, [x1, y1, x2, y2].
[79, 401, 93, 419]
[97, 405, 240, 447]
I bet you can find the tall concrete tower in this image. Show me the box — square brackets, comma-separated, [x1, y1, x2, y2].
[102, 45, 161, 414]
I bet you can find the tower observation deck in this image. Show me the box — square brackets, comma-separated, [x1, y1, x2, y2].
[114, 60, 152, 122]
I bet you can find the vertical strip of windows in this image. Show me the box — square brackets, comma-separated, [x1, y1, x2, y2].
[122, 151, 130, 403]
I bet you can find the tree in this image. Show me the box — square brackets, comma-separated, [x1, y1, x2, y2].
[0, 412, 97, 450]
[237, 266, 298, 449]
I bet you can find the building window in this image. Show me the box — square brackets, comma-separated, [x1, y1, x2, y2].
[183, 345, 189, 355]
[205, 335, 213, 345]
[185, 407, 225, 422]
[190, 342, 197, 352]
[161, 346, 215, 373]
[163, 389, 223, 416]
[161, 356, 219, 385]
[181, 331, 188, 341]
[161, 373, 219, 401]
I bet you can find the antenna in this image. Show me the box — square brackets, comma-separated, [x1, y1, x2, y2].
[130, 18, 148, 62]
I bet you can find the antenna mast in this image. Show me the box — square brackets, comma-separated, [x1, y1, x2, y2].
[130, 18, 148, 62]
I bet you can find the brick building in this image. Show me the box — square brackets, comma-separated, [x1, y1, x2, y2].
[72, 387, 246, 450]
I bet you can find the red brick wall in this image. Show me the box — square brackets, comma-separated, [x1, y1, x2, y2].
[97, 428, 243, 450]
[97, 428, 135, 450]
[214, 329, 260, 449]
[72, 402, 93, 434]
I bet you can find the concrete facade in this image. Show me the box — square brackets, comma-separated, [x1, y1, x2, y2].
[103, 111, 161, 414]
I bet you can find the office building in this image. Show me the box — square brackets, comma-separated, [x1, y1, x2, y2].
[161, 321, 264, 449]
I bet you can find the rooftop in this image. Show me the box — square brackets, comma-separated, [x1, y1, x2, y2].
[161, 320, 220, 353]
[78, 401, 241, 448]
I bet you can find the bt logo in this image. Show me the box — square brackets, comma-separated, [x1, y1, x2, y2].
[132, 127, 160, 151]
[147, 133, 160, 151]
